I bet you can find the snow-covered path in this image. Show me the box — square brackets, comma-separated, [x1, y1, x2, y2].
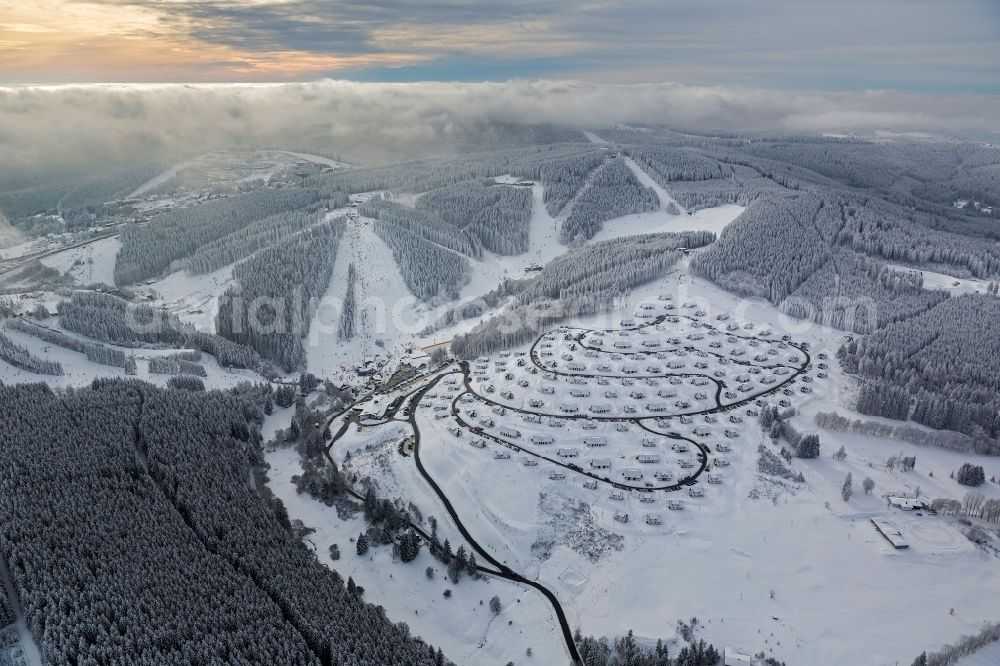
[0, 555, 44, 666]
[306, 218, 421, 379]
[583, 130, 610, 145]
[622, 155, 687, 214]
[586, 156, 744, 244]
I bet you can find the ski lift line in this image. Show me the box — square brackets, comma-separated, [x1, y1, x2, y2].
[421, 339, 453, 350]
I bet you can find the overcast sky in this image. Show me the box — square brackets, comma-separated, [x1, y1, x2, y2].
[1, 0, 998, 92]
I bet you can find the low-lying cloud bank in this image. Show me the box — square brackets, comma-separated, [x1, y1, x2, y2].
[1, 79, 997, 179]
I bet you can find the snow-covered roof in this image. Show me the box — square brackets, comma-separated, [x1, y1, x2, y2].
[723, 648, 754, 666]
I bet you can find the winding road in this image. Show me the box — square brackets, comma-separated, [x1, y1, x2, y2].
[320, 313, 811, 665]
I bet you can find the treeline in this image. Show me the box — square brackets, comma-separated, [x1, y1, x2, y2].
[625, 145, 727, 185]
[781, 252, 949, 333]
[339, 263, 357, 341]
[691, 193, 829, 302]
[184, 208, 328, 275]
[575, 626, 722, 666]
[305, 142, 596, 198]
[8, 318, 136, 372]
[115, 185, 333, 284]
[517, 231, 714, 305]
[0, 161, 161, 224]
[361, 199, 482, 258]
[658, 154, 791, 212]
[690, 179, 1000, 318]
[58, 291, 259, 369]
[372, 215, 469, 302]
[0, 331, 62, 375]
[740, 139, 1000, 215]
[691, 192, 958, 334]
[835, 194, 1000, 279]
[815, 411, 999, 456]
[561, 159, 660, 242]
[417, 178, 532, 255]
[451, 232, 712, 358]
[839, 295, 1000, 439]
[148, 356, 207, 377]
[509, 150, 605, 215]
[932, 492, 999, 522]
[909, 621, 1000, 666]
[0, 590, 12, 628]
[217, 219, 345, 371]
[0, 379, 442, 666]
[419, 278, 526, 336]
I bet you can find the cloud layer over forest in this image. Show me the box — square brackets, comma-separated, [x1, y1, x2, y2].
[2, 80, 998, 180]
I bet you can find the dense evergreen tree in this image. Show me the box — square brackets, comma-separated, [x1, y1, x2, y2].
[840, 295, 1000, 438]
[8, 319, 134, 371]
[57, 291, 259, 369]
[338, 263, 358, 341]
[417, 178, 533, 255]
[217, 219, 345, 370]
[0, 331, 62, 375]
[0, 380, 443, 665]
[116, 186, 331, 284]
[371, 215, 470, 301]
[560, 159, 660, 242]
[956, 463, 986, 487]
[452, 232, 713, 358]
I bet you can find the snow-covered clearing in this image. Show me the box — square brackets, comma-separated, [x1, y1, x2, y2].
[138, 263, 236, 333]
[956, 638, 1000, 666]
[583, 131, 610, 145]
[266, 426, 567, 666]
[581, 155, 744, 244]
[589, 204, 744, 244]
[0, 218, 23, 251]
[311, 261, 1000, 665]
[38, 235, 119, 286]
[0, 321, 261, 390]
[306, 219, 422, 382]
[307, 184, 576, 380]
[888, 264, 996, 297]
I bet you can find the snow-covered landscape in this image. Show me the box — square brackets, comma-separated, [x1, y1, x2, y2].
[3, 15, 1000, 661]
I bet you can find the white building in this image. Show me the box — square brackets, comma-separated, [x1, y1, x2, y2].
[723, 648, 754, 666]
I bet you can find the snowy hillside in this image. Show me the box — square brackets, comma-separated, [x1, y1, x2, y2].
[2, 133, 1000, 666]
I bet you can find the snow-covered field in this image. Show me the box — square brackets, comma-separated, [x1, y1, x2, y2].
[296, 265, 1000, 665]
[138, 263, 236, 333]
[266, 422, 568, 666]
[38, 235, 119, 286]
